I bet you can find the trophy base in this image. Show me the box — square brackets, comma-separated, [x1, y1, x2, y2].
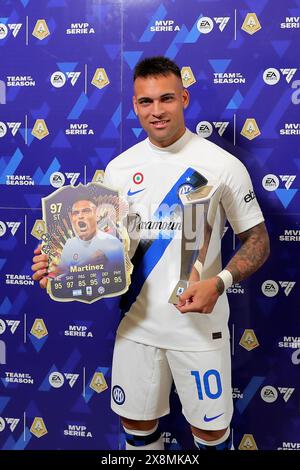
[168, 280, 189, 305]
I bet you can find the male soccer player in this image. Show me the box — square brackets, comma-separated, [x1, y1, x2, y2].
[32, 56, 270, 451]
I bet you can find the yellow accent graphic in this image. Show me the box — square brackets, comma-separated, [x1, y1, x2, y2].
[92, 170, 105, 184]
[30, 417, 48, 438]
[91, 68, 110, 89]
[239, 329, 259, 351]
[181, 66, 196, 88]
[30, 319, 48, 339]
[89, 372, 108, 393]
[32, 119, 49, 140]
[241, 13, 261, 35]
[32, 20, 50, 40]
[238, 434, 258, 450]
[31, 220, 46, 240]
[241, 118, 261, 140]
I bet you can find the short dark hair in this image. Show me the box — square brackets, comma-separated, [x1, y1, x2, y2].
[133, 56, 181, 81]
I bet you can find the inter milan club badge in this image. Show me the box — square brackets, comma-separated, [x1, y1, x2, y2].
[32, 183, 133, 304]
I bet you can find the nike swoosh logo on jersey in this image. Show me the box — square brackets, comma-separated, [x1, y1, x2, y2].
[127, 188, 145, 196]
[203, 413, 224, 422]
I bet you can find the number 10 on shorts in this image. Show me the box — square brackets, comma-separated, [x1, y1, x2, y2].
[191, 370, 222, 400]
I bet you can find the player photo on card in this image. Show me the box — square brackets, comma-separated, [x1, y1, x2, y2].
[34, 182, 132, 303]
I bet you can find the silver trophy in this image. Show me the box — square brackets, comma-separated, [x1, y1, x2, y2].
[168, 181, 223, 304]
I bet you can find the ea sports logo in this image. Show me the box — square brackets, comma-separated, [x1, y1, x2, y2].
[50, 172, 65, 188]
[0, 24, 8, 40]
[197, 17, 214, 34]
[263, 68, 280, 85]
[196, 121, 213, 138]
[49, 372, 64, 388]
[0, 417, 5, 432]
[262, 174, 279, 191]
[133, 172, 144, 185]
[0, 122, 7, 138]
[261, 386, 278, 403]
[0, 319, 6, 334]
[261, 280, 279, 297]
[50, 71, 66, 88]
[0, 221, 7, 237]
[112, 385, 125, 405]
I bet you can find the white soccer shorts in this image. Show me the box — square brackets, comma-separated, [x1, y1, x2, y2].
[111, 335, 233, 430]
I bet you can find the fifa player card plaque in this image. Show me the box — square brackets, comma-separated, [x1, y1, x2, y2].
[168, 179, 222, 304]
[32, 183, 133, 303]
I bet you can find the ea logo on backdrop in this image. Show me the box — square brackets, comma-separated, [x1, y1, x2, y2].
[196, 121, 229, 138]
[0, 121, 21, 138]
[197, 17, 230, 34]
[0, 23, 22, 40]
[263, 68, 281, 85]
[50, 71, 81, 88]
[0, 221, 6, 237]
[262, 174, 296, 191]
[263, 68, 297, 85]
[0, 221, 21, 237]
[196, 121, 213, 138]
[49, 372, 64, 388]
[0, 122, 7, 138]
[50, 172, 80, 187]
[0, 24, 8, 39]
[261, 386, 294, 403]
[50, 172, 65, 188]
[49, 372, 79, 388]
[262, 174, 280, 191]
[262, 280, 296, 297]
[0, 417, 20, 432]
[197, 17, 214, 34]
[0, 320, 6, 334]
[50, 71, 66, 88]
[261, 280, 279, 297]
[261, 386, 278, 403]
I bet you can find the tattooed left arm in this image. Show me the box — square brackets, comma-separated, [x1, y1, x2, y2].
[176, 222, 270, 314]
[224, 221, 270, 285]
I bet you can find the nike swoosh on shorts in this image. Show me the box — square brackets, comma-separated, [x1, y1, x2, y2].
[203, 412, 224, 422]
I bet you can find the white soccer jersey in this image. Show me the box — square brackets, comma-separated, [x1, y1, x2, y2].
[104, 129, 264, 351]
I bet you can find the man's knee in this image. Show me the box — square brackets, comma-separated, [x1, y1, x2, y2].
[121, 417, 163, 450]
[121, 417, 158, 432]
[191, 426, 232, 450]
[191, 425, 228, 441]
